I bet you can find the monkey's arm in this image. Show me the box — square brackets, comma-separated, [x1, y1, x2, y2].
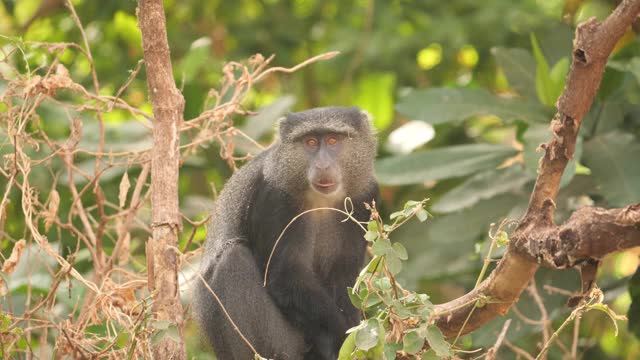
[194, 241, 307, 360]
[193, 153, 308, 359]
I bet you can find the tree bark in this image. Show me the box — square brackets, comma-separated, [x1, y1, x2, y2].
[137, 0, 186, 358]
[434, 0, 640, 338]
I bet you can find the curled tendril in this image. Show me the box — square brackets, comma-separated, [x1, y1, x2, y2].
[263, 197, 367, 286]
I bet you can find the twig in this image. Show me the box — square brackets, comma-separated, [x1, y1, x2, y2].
[254, 51, 340, 82]
[504, 339, 536, 360]
[263, 198, 366, 286]
[195, 271, 261, 357]
[485, 319, 512, 360]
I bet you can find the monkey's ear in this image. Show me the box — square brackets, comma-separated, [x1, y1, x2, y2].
[359, 110, 377, 135]
[275, 116, 288, 141]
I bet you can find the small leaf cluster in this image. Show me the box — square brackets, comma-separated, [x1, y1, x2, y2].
[340, 200, 453, 359]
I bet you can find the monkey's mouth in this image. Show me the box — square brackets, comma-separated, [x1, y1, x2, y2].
[313, 181, 338, 194]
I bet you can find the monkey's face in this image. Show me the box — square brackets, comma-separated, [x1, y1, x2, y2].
[302, 132, 345, 196]
[264, 107, 377, 200]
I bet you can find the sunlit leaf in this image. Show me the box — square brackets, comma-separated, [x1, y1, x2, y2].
[338, 332, 357, 360]
[355, 72, 396, 131]
[549, 57, 569, 99]
[531, 33, 554, 107]
[433, 166, 532, 213]
[396, 87, 548, 125]
[376, 144, 518, 186]
[492, 47, 537, 99]
[355, 319, 381, 351]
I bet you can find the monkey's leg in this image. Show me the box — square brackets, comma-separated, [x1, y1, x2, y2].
[267, 259, 351, 359]
[194, 243, 308, 360]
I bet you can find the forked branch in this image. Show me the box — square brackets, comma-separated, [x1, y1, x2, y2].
[432, 0, 640, 338]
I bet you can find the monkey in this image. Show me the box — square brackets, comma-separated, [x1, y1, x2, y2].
[193, 106, 378, 360]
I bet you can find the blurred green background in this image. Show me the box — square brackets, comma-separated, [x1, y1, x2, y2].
[2, 0, 640, 358]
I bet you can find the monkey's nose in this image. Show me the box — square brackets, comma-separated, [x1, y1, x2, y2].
[315, 160, 331, 170]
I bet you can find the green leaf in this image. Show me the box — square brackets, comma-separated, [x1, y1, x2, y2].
[0, 312, 10, 331]
[357, 256, 383, 287]
[389, 210, 405, 220]
[235, 96, 296, 154]
[549, 57, 569, 100]
[385, 255, 402, 275]
[492, 47, 537, 99]
[421, 349, 441, 360]
[608, 57, 640, 85]
[383, 342, 402, 360]
[355, 319, 381, 351]
[582, 98, 626, 137]
[627, 267, 640, 338]
[114, 330, 131, 349]
[392, 300, 413, 319]
[392, 242, 408, 260]
[402, 330, 424, 355]
[373, 277, 392, 292]
[376, 144, 518, 186]
[113, 11, 142, 49]
[495, 230, 510, 246]
[416, 208, 429, 222]
[178, 37, 212, 83]
[366, 256, 383, 272]
[347, 287, 362, 308]
[396, 87, 548, 125]
[531, 33, 555, 107]
[364, 231, 379, 242]
[583, 132, 640, 206]
[338, 331, 357, 360]
[372, 238, 393, 256]
[432, 166, 532, 213]
[354, 72, 397, 131]
[424, 325, 453, 357]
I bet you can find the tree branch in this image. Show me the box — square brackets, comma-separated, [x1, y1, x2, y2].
[137, 0, 186, 358]
[433, 0, 640, 338]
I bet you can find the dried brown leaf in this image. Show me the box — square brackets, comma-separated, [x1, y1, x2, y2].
[44, 190, 60, 232]
[2, 239, 26, 275]
[0, 278, 7, 297]
[64, 118, 82, 151]
[118, 172, 131, 208]
[118, 232, 130, 265]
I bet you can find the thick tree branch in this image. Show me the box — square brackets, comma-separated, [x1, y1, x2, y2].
[137, 0, 186, 358]
[433, 0, 640, 338]
[532, 203, 640, 266]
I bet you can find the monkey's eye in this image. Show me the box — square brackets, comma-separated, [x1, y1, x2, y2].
[325, 136, 338, 146]
[305, 137, 319, 147]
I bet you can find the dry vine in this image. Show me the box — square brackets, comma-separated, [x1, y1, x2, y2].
[0, 0, 335, 357]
